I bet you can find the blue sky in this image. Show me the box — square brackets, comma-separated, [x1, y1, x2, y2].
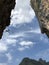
[0, 0, 49, 65]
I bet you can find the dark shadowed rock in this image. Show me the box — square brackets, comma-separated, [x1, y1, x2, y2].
[30, 0, 49, 37]
[0, 0, 15, 39]
[19, 58, 48, 65]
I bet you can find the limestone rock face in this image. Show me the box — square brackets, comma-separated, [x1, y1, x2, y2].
[0, 0, 15, 39]
[30, 0, 49, 37]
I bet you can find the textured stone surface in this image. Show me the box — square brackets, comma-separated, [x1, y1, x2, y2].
[0, 0, 15, 39]
[30, 0, 49, 37]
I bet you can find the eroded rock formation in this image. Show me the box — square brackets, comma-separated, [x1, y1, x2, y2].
[30, 0, 49, 37]
[0, 0, 15, 39]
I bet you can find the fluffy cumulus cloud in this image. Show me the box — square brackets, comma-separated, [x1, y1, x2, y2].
[18, 41, 34, 51]
[19, 41, 33, 46]
[10, 0, 35, 26]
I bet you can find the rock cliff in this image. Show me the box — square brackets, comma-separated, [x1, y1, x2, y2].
[30, 0, 49, 37]
[0, 0, 15, 39]
[19, 58, 49, 65]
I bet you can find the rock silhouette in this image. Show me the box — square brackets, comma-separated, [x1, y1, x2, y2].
[19, 58, 49, 65]
[0, 0, 15, 39]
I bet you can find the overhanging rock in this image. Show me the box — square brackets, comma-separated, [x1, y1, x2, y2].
[0, 0, 15, 39]
[30, 0, 49, 37]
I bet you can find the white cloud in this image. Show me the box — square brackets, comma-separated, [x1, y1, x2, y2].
[18, 46, 30, 51]
[25, 28, 41, 34]
[10, 0, 35, 26]
[0, 42, 8, 52]
[18, 41, 34, 51]
[6, 39, 16, 44]
[6, 53, 12, 61]
[18, 47, 25, 51]
[0, 33, 17, 53]
[9, 28, 41, 39]
[0, 32, 17, 52]
[9, 33, 24, 38]
[19, 41, 33, 46]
